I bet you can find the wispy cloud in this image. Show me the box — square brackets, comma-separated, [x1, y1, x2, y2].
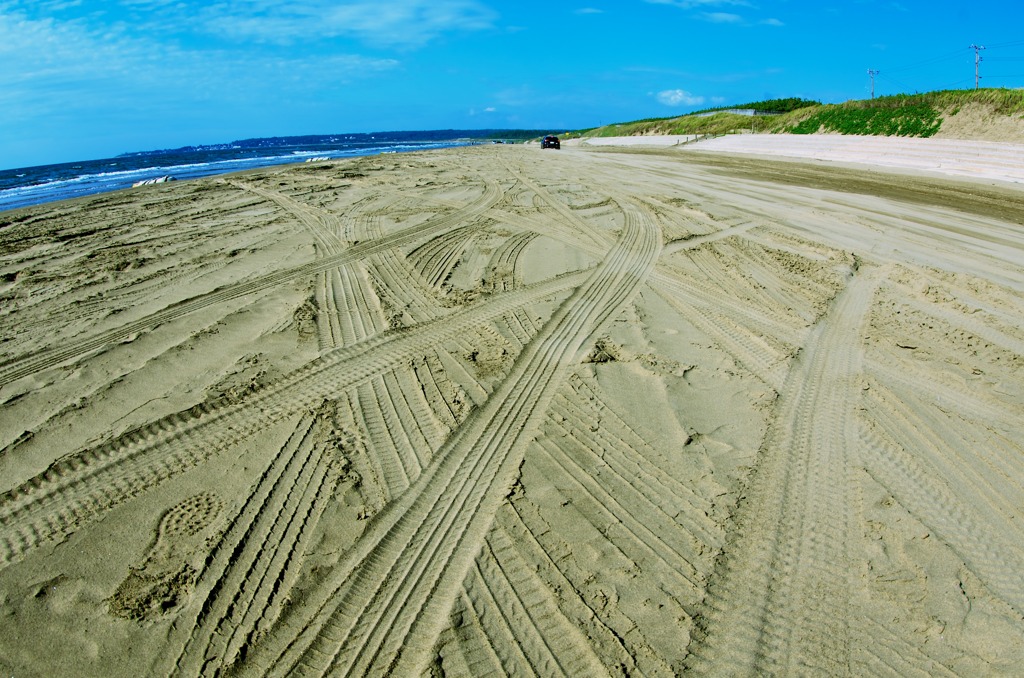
[656, 89, 705, 106]
[700, 12, 743, 23]
[575, 7, 604, 14]
[192, 0, 497, 48]
[646, 0, 788, 27]
[0, 6, 398, 126]
[645, 0, 750, 9]
[118, 0, 186, 7]
[33, 0, 84, 10]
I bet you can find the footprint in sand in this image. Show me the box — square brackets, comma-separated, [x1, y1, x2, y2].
[109, 492, 223, 621]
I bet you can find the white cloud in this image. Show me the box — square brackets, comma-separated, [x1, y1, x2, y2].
[646, 1, 784, 27]
[2, 0, 495, 57]
[194, 0, 497, 48]
[700, 12, 743, 23]
[34, 0, 84, 9]
[656, 89, 705, 106]
[0, 7, 398, 124]
[118, 0, 182, 8]
[645, 0, 750, 9]
[484, 106, 497, 112]
[575, 7, 604, 14]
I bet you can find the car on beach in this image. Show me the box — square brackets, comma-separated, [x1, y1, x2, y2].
[541, 135, 560, 149]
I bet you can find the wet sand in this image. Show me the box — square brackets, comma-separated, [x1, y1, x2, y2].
[1, 141, 1022, 676]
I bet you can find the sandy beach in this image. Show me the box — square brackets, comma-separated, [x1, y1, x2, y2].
[1, 138, 1023, 676]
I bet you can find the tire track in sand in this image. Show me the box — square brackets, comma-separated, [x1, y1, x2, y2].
[686, 265, 881, 676]
[502, 157, 802, 377]
[0, 180, 501, 388]
[229, 181, 342, 256]
[156, 406, 343, 676]
[153, 172, 449, 675]
[408, 225, 482, 290]
[0, 271, 586, 569]
[452, 524, 609, 677]
[859, 391, 1024, 615]
[485, 230, 538, 292]
[245, 200, 660, 677]
[256, 181, 445, 495]
[340, 196, 605, 676]
[333, 192, 598, 675]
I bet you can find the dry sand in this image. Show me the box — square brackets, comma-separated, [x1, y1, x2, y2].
[0, 140, 1022, 676]
[680, 133, 1024, 184]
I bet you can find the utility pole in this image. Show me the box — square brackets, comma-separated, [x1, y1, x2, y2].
[970, 44, 986, 89]
[867, 69, 879, 99]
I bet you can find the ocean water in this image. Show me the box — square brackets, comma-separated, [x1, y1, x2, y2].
[0, 137, 469, 213]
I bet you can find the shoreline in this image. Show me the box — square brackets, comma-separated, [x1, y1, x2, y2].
[0, 141, 471, 214]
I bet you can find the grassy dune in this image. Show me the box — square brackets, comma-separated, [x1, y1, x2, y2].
[577, 88, 1024, 140]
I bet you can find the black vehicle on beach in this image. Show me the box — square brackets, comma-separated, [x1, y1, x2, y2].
[541, 135, 560, 149]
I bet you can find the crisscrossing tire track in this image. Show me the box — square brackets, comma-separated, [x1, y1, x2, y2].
[0, 180, 502, 388]
[0, 272, 586, 568]
[247, 199, 661, 677]
[5, 144, 1022, 676]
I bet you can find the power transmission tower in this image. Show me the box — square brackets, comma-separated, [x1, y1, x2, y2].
[969, 44, 986, 89]
[867, 69, 879, 98]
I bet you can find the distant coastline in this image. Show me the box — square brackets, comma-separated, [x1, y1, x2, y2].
[118, 129, 549, 158]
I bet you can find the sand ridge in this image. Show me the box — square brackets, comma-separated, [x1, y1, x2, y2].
[0, 143, 1022, 675]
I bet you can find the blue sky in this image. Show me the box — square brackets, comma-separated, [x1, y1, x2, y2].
[2, 0, 1023, 169]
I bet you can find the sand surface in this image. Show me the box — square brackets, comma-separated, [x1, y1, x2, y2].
[577, 133, 1024, 184]
[1, 142, 1023, 676]
[575, 135, 704, 147]
[685, 133, 1024, 184]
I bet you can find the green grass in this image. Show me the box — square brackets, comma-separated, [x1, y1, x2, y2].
[578, 112, 767, 138]
[887, 88, 1024, 114]
[788, 104, 942, 137]
[782, 89, 1024, 137]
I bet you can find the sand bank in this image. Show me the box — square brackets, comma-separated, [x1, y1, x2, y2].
[581, 132, 1024, 184]
[1, 143, 1022, 675]
[689, 133, 1024, 184]
[574, 134, 703, 147]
